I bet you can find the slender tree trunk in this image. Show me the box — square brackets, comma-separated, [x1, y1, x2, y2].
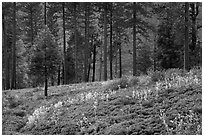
[92, 40, 96, 82]
[87, 60, 91, 82]
[190, 3, 199, 66]
[3, 11, 10, 90]
[57, 64, 60, 85]
[34, 16, 38, 37]
[62, 63, 64, 84]
[115, 48, 118, 78]
[11, 2, 16, 89]
[44, 2, 48, 96]
[153, 33, 157, 71]
[109, 3, 113, 80]
[84, 3, 89, 82]
[184, 2, 189, 71]
[30, 5, 34, 45]
[62, 2, 67, 84]
[133, 2, 137, 76]
[99, 44, 103, 81]
[190, 3, 198, 51]
[119, 42, 122, 78]
[74, 3, 78, 81]
[103, 4, 108, 81]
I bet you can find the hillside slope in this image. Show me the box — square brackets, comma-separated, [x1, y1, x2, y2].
[2, 69, 202, 135]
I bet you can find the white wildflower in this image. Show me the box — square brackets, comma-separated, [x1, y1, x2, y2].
[54, 101, 63, 108]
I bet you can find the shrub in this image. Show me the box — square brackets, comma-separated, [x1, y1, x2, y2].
[7, 96, 22, 109]
[137, 75, 152, 85]
[127, 76, 139, 87]
[164, 68, 185, 81]
[118, 77, 129, 89]
[103, 77, 129, 91]
[147, 70, 165, 82]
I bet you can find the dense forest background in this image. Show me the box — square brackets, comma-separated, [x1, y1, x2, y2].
[2, 2, 202, 92]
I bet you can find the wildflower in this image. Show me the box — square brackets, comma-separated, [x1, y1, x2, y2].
[54, 101, 63, 108]
[132, 90, 135, 98]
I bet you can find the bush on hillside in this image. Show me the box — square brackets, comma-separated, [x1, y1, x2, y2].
[164, 68, 185, 80]
[127, 76, 139, 87]
[147, 70, 165, 82]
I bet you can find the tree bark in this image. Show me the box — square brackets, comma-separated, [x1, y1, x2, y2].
[103, 4, 108, 81]
[3, 10, 10, 90]
[190, 3, 199, 66]
[74, 3, 78, 81]
[190, 3, 198, 51]
[11, 2, 16, 89]
[44, 2, 48, 96]
[184, 2, 189, 71]
[153, 33, 157, 71]
[115, 45, 118, 78]
[133, 2, 137, 76]
[57, 64, 60, 85]
[109, 3, 113, 80]
[62, 2, 67, 84]
[99, 44, 103, 81]
[30, 4, 34, 45]
[92, 37, 96, 82]
[119, 42, 122, 78]
[84, 3, 89, 82]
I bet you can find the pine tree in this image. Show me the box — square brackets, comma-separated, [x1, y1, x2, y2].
[29, 25, 60, 96]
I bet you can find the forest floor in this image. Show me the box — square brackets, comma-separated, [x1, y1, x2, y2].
[2, 68, 202, 135]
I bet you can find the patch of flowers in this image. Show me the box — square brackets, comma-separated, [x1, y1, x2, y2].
[26, 101, 64, 126]
[131, 68, 201, 103]
[26, 106, 50, 126]
[77, 113, 93, 134]
[159, 109, 202, 135]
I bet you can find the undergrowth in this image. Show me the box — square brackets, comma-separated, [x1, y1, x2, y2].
[2, 68, 202, 135]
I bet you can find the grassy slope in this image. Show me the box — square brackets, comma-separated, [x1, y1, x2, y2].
[2, 72, 202, 135]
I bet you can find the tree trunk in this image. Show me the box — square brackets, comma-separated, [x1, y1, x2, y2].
[133, 2, 137, 76]
[115, 48, 118, 78]
[92, 39, 96, 82]
[87, 60, 91, 82]
[44, 2, 48, 96]
[103, 4, 108, 81]
[190, 3, 198, 51]
[11, 2, 16, 89]
[30, 5, 34, 45]
[190, 3, 199, 66]
[153, 33, 157, 71]
[62, 2, 67, 84]
[119, 42, 122, 78]
[184, 2, 189, 71]
[57, 64, 60, 85]
[84, 3, 89, 82]
[99, 44, 103, 81]
[3, 10, 10, 90]
[74, 3, 78, 81]
[109, 3, 113, 80]
[62, 63, 64, 84]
